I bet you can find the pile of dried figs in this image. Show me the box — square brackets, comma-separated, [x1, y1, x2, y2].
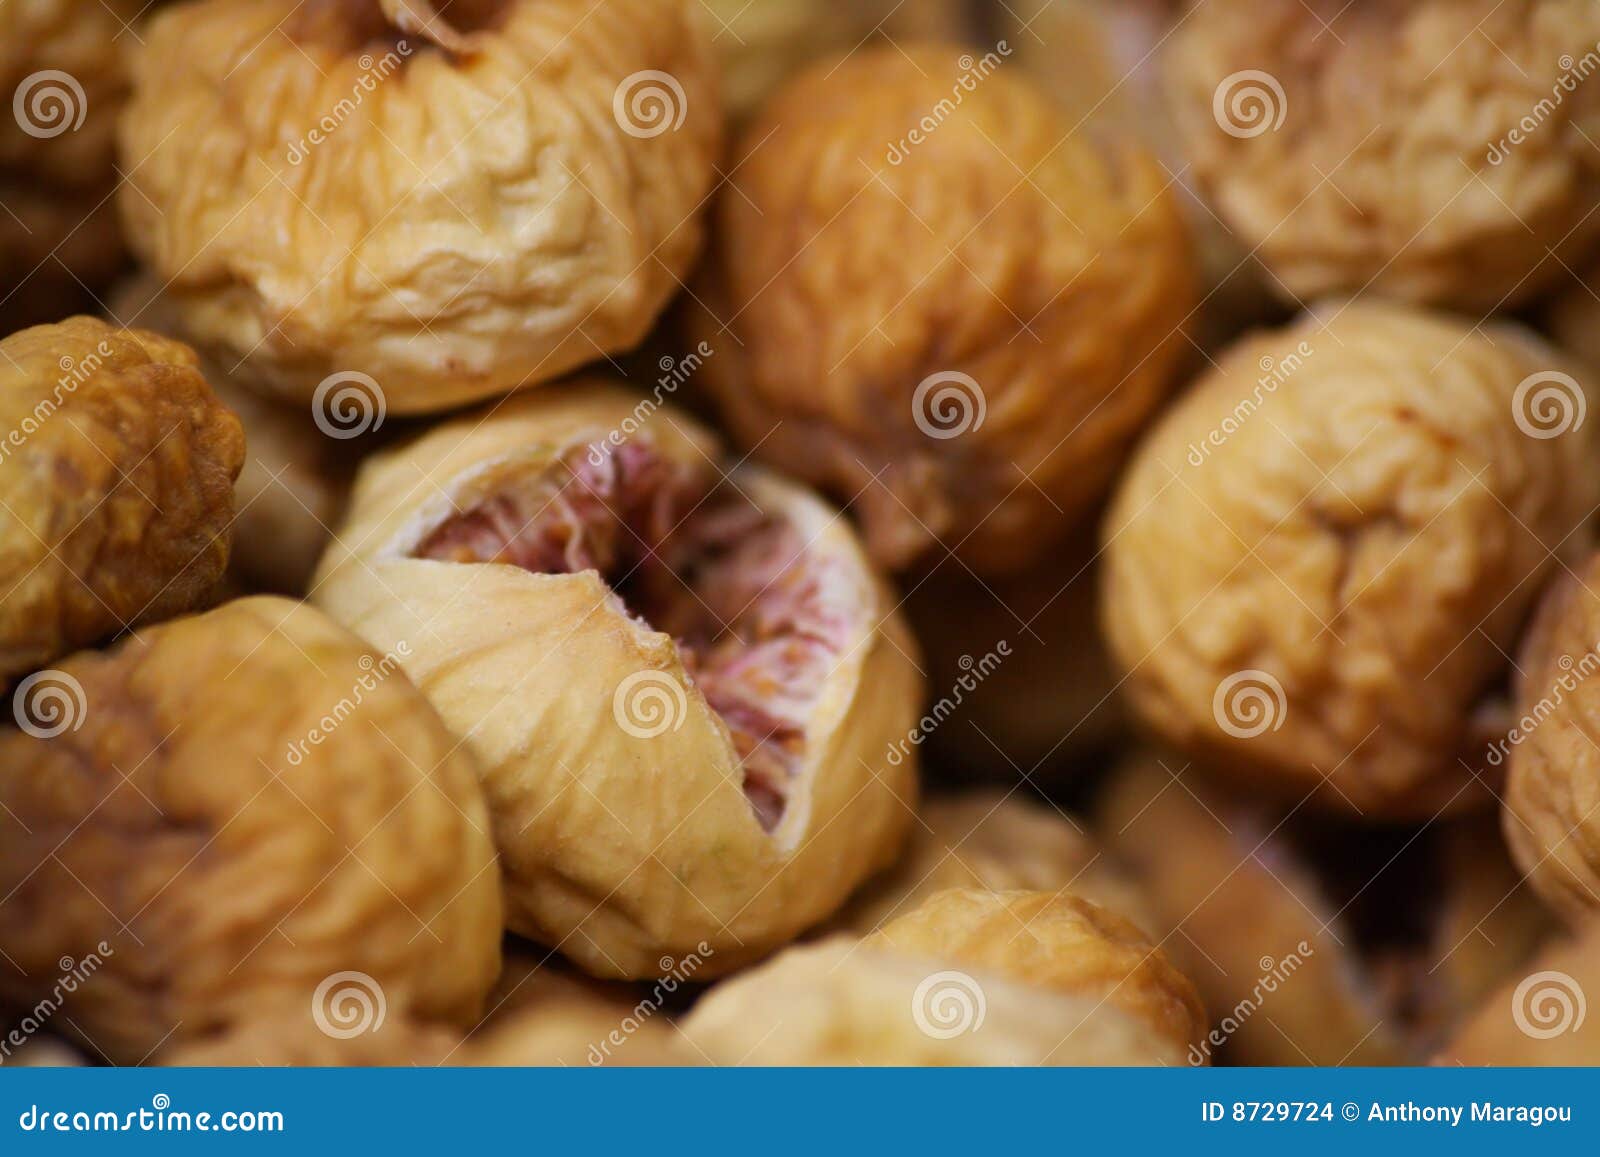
[2, 0, 1598, 1068]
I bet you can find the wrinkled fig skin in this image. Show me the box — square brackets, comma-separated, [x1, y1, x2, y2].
[1167, 0, 1600, 310]
[691, 45, 1195, 576]
[0, 318, 245, 684]
[0, 598, 504, 1064]
[834, 790, 1157, 939]
[1100, 754, 1553, 1065]
[1504, 558, 1600, 922]
[683, 936, 1189, 1066]
[0, 0, 139, 326]
[867, 889, 1207, 1056]
[1103, 302, 1600, 816]
[313, 384, 922, 979]
[119, 0, 722, 413]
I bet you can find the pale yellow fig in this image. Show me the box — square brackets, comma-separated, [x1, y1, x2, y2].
[1100, 753, 1553, 1065]
[118, 0, 722, 413]
[1434, 924, 1600, 1066]
[313, 383, 922, 978]
[683, 936, 1189, 1066]
[1103, 301, 1600, 815]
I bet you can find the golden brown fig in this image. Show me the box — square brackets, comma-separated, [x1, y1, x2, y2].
[835, 790, 1156, 938]
[1434, 924, 1600, 1066]
[682, 935, 1190, 1066]
[1166, 0, 1600, 309]
[0, 317, 244, 683]
[691, 43, 1195, 576]
[119, 0, 721, 414]
[1100, 753, 1553, 1065]
[1502, 554, 1600, 922]
[0, 0, 139, 326]
[1103, 302, 1600, 815]
[108, 279, 359, 595]
[312, 384, 922, 979]
[161, 1013, 463, 1067]
[866, 889, 1206, 1055]
[0, 597, 503, 1064]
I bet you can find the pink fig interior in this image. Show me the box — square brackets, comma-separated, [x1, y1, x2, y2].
[413, 438, 850, 830]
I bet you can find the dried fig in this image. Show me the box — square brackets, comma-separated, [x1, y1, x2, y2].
[162, 1013, 463, 1067]
[1434, 924, 1600, 1066]
[1167, 0, 1600, 309]
[1545, 260, 1600, 370]
[682, 935, 1189, 1066]
[1502, 553, 1600, 922]
[835, 789, 1156, 938]
[312, 384, 922, 978]
[866, 888, 1205, 1055]
[1100, 753, 1553, 1065]
[118, 0, 721, 413]
[108, 278, 359, 594]
[0, 597, 503, 1063]
[0, 317, 244, 683]
[1103, 301, 1600, 815]
[690, 43, 1195, 575]
[0, 0, 138, 326]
